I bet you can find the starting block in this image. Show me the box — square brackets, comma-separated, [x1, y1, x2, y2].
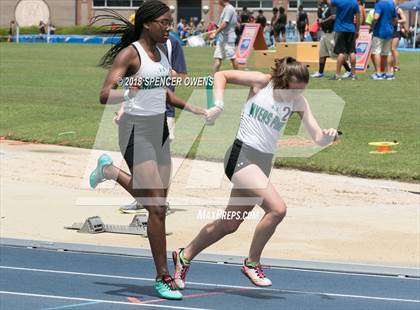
[65, 215, 148, 236]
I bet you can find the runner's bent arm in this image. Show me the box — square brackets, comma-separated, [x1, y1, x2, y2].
[100, 46, 138, 105]
[295, 95, 338, 146]
[213, 70, 271, 103]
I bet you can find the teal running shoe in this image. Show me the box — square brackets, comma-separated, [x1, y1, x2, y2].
[154, 275, 183, 300]
[89, 154, 113, 189]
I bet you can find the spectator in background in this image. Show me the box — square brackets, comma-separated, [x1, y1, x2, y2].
[330, 0, 360, 80]
[177, 18, 183, 37]
[309, 19, 320, 41]
[165, 34, 188, 142]
[8, 20, 16, 42]
[207, 21, 217, 46]
[297, 5, 309, 42]
[213, 0, 238, 74]
[188, 17, 196, 36]
[48, 23, 56, 35]
[264, 20, 274, 47]
[365, 5, 376, 28]
[365, 2, 380, 72]
[312, 0, 353, 78]
[249, 11, 256, 23]
[370, 0, 397, 80]
[271, 8, 279, 27]
[274, 7, 288, 42]
[406, 24, 414, 46]
[391, 0, 406, 71]
[39, 21, 46, 35]
[197, 19, 206, 34]
[256, 10, 267, 28]
[358, 0, 367, 25]
[286, 20, 297, 41]
[271, 7, 279, 41]
[177, 18, 187, 39]
[238, 6, 250, 41]
[128, 12, 135, 24]
[416, 24, 420, 48]
[240, 7, 250, 24]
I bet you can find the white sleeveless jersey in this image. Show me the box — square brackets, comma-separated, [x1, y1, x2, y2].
[124, 41, 171, 116]
[236, 82, 294, 154]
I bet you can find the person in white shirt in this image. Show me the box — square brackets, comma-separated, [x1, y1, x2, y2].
[213, 0, 239, 75]
[172, 57, 339, 289]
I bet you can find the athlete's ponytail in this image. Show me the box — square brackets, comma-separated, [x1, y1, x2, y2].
[271, 57, 309, 89]
[92, 0, 169, 67]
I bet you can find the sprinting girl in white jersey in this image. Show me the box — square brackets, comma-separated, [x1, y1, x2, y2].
[88, 1, 205, 300]
[172, 57, 338, 288]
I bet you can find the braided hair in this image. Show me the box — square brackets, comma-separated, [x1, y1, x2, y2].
[271, 57, 309, 89]
[92, 0, 169, 67]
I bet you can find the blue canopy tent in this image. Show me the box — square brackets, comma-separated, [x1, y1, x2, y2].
[399, 0, 420, 48]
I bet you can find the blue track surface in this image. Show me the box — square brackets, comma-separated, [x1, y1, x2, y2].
[0, 245, 419, 310]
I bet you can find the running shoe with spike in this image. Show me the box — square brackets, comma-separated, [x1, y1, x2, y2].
[172, 248, 191, 290]
[241, 259, 272, 287]
[89, 154, 113, 189]
[154, 275, 183, 300]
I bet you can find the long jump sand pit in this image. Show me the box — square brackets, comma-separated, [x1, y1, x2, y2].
[0, 139, 419, 266]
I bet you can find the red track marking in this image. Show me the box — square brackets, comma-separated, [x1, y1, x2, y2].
[132, 288, 250, 304]
[127, 296, 142, 304]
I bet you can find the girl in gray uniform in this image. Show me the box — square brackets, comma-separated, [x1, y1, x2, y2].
[173, 57, 338, 288]
[89, 1, 205, 300]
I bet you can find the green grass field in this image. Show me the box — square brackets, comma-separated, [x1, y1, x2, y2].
[0, 43, 419, 181]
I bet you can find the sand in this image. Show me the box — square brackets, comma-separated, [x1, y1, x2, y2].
[1, 139, 419, 267]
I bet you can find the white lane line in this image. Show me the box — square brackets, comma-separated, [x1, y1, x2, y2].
[6, 246, 419, 280]
[0, 265, 155, 282]
[41, 301, 101, 310]
[0, 291, 210, 310]
[1, 265, 419, 303]
[264, 266, 420, 280]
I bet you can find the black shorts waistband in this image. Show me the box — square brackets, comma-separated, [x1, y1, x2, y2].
[233, 139, 273, 157]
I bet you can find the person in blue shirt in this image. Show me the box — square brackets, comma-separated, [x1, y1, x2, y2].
[311, 0, 352, 78]
[370, 0, 397, 80]
[330, 0, 360, 80]
[165, 34, 187, 142]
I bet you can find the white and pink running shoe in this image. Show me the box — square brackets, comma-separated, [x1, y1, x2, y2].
[241, 260, 272, 287]
[172, 248, 191, 290]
